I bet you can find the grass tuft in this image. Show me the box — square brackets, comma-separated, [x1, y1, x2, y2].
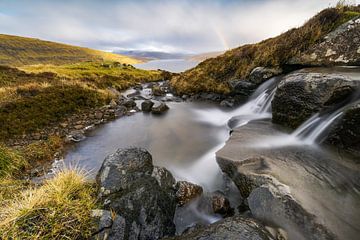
[0, 169, 96, 239]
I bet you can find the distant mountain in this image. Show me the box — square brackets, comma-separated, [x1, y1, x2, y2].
[115, 50, 193, 61]
[0, 34, 141, 66]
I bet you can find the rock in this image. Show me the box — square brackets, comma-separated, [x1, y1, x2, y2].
[152, 166, 176, 189]
[74, 124, 83, 130]
[66, 130, 85, 142]
[123, 99, 136, 109]
[151, 102, 169, 114]
[164, 216, 275, 240]
[211, 191, 234, 217]
[95, 112, 103, 120]
[114, 106, 127, 117]
[141, 100, 154, 112]
[216, 121, 360, 240]
[289, 17, 360, 66]
[91, 209, 126, 240]
[220, 99, 234, 108]
[272, 70, 359, 128]
[175, 181, 203, 206]
[326, 102, 360, 158]
[96, 148, 176, 239]
[97, 148, 154, 197]
[228, 79, 257, 98]
[248, 67, 282, 85]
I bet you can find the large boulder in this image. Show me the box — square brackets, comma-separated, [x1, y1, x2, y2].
[272, 70, 359, 128]
[289, 17, 360, 66]
[165, 216, 275, 240]
[96, 148, 177, 239]
[216, 121, 360, 240]
[326, 102, 360, 157]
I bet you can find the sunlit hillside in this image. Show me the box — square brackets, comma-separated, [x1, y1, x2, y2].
[0, 34, 141, 66]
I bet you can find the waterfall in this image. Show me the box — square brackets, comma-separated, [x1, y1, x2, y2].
[292, 110, 344, 145]
[192, 77, 280, 128]
[227, 77, 279, 128]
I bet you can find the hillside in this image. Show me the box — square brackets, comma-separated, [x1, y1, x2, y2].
[0, 34, 141, 66]
[171, 6, 360, 95]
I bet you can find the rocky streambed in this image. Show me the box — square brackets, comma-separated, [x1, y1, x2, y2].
[50, 66, 360, 239]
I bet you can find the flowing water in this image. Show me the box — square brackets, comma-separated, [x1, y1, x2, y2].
[63, 67, 360, 237]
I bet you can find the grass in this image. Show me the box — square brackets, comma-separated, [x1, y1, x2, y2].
[171, 6, 360, 95]
[0, 62, 164, 140]
[0, 145, 27, 178]
[0, 170, 97, 239]
[0, 34, 141, 66]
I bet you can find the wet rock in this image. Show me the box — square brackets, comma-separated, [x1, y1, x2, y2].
[141, 100, 154, 112]
[326, 102, 360, 158]
[220, 99, 235, 108]
[248, 67, 282, 85]
[211, 191, 234, 217]
[289, 17, 360, 66]
[97, 148, 176, 239]
[123, 99, 136, 109]
[272, 70, 359, 128]
[151, 102, 169, 114]
[165, 216, 275, 240]
[216, 121, 359, 240]
[65, 130, 85, 142]
[175, 181, 203, 206]
[152, 166, 176, 189]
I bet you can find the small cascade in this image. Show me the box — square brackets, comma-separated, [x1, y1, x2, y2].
[227, 77, 280, 128]
[292, 111, 344, 145]
[193, 76, 281, 128]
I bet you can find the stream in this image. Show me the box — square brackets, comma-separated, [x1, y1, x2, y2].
[63, 67, 360, 238]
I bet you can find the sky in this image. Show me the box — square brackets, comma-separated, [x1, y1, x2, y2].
[0, 0, 359, 53]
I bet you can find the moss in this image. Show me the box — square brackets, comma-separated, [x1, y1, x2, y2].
[171, 6, 360, 95]
[0, 170, 97, 239]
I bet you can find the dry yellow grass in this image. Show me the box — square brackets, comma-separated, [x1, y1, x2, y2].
[0, 169, 96, 239]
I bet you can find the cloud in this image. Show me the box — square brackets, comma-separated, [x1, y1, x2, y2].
[0, 0, 357, 53]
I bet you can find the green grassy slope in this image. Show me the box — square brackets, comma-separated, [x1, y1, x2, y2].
[171, 6, 360, 95]
[0, 34, 141, 66]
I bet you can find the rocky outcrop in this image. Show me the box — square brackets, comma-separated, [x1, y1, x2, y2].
[165, 216, 275, 240]
[326, 102, 360, 157]
[96, 148, 177, 239]
[272, 70, 359, 128]
[216, 121, 360, 240]
[289, 17, 360, 66]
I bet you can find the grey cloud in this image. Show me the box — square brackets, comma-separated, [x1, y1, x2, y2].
[0, 0, 356, 53]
